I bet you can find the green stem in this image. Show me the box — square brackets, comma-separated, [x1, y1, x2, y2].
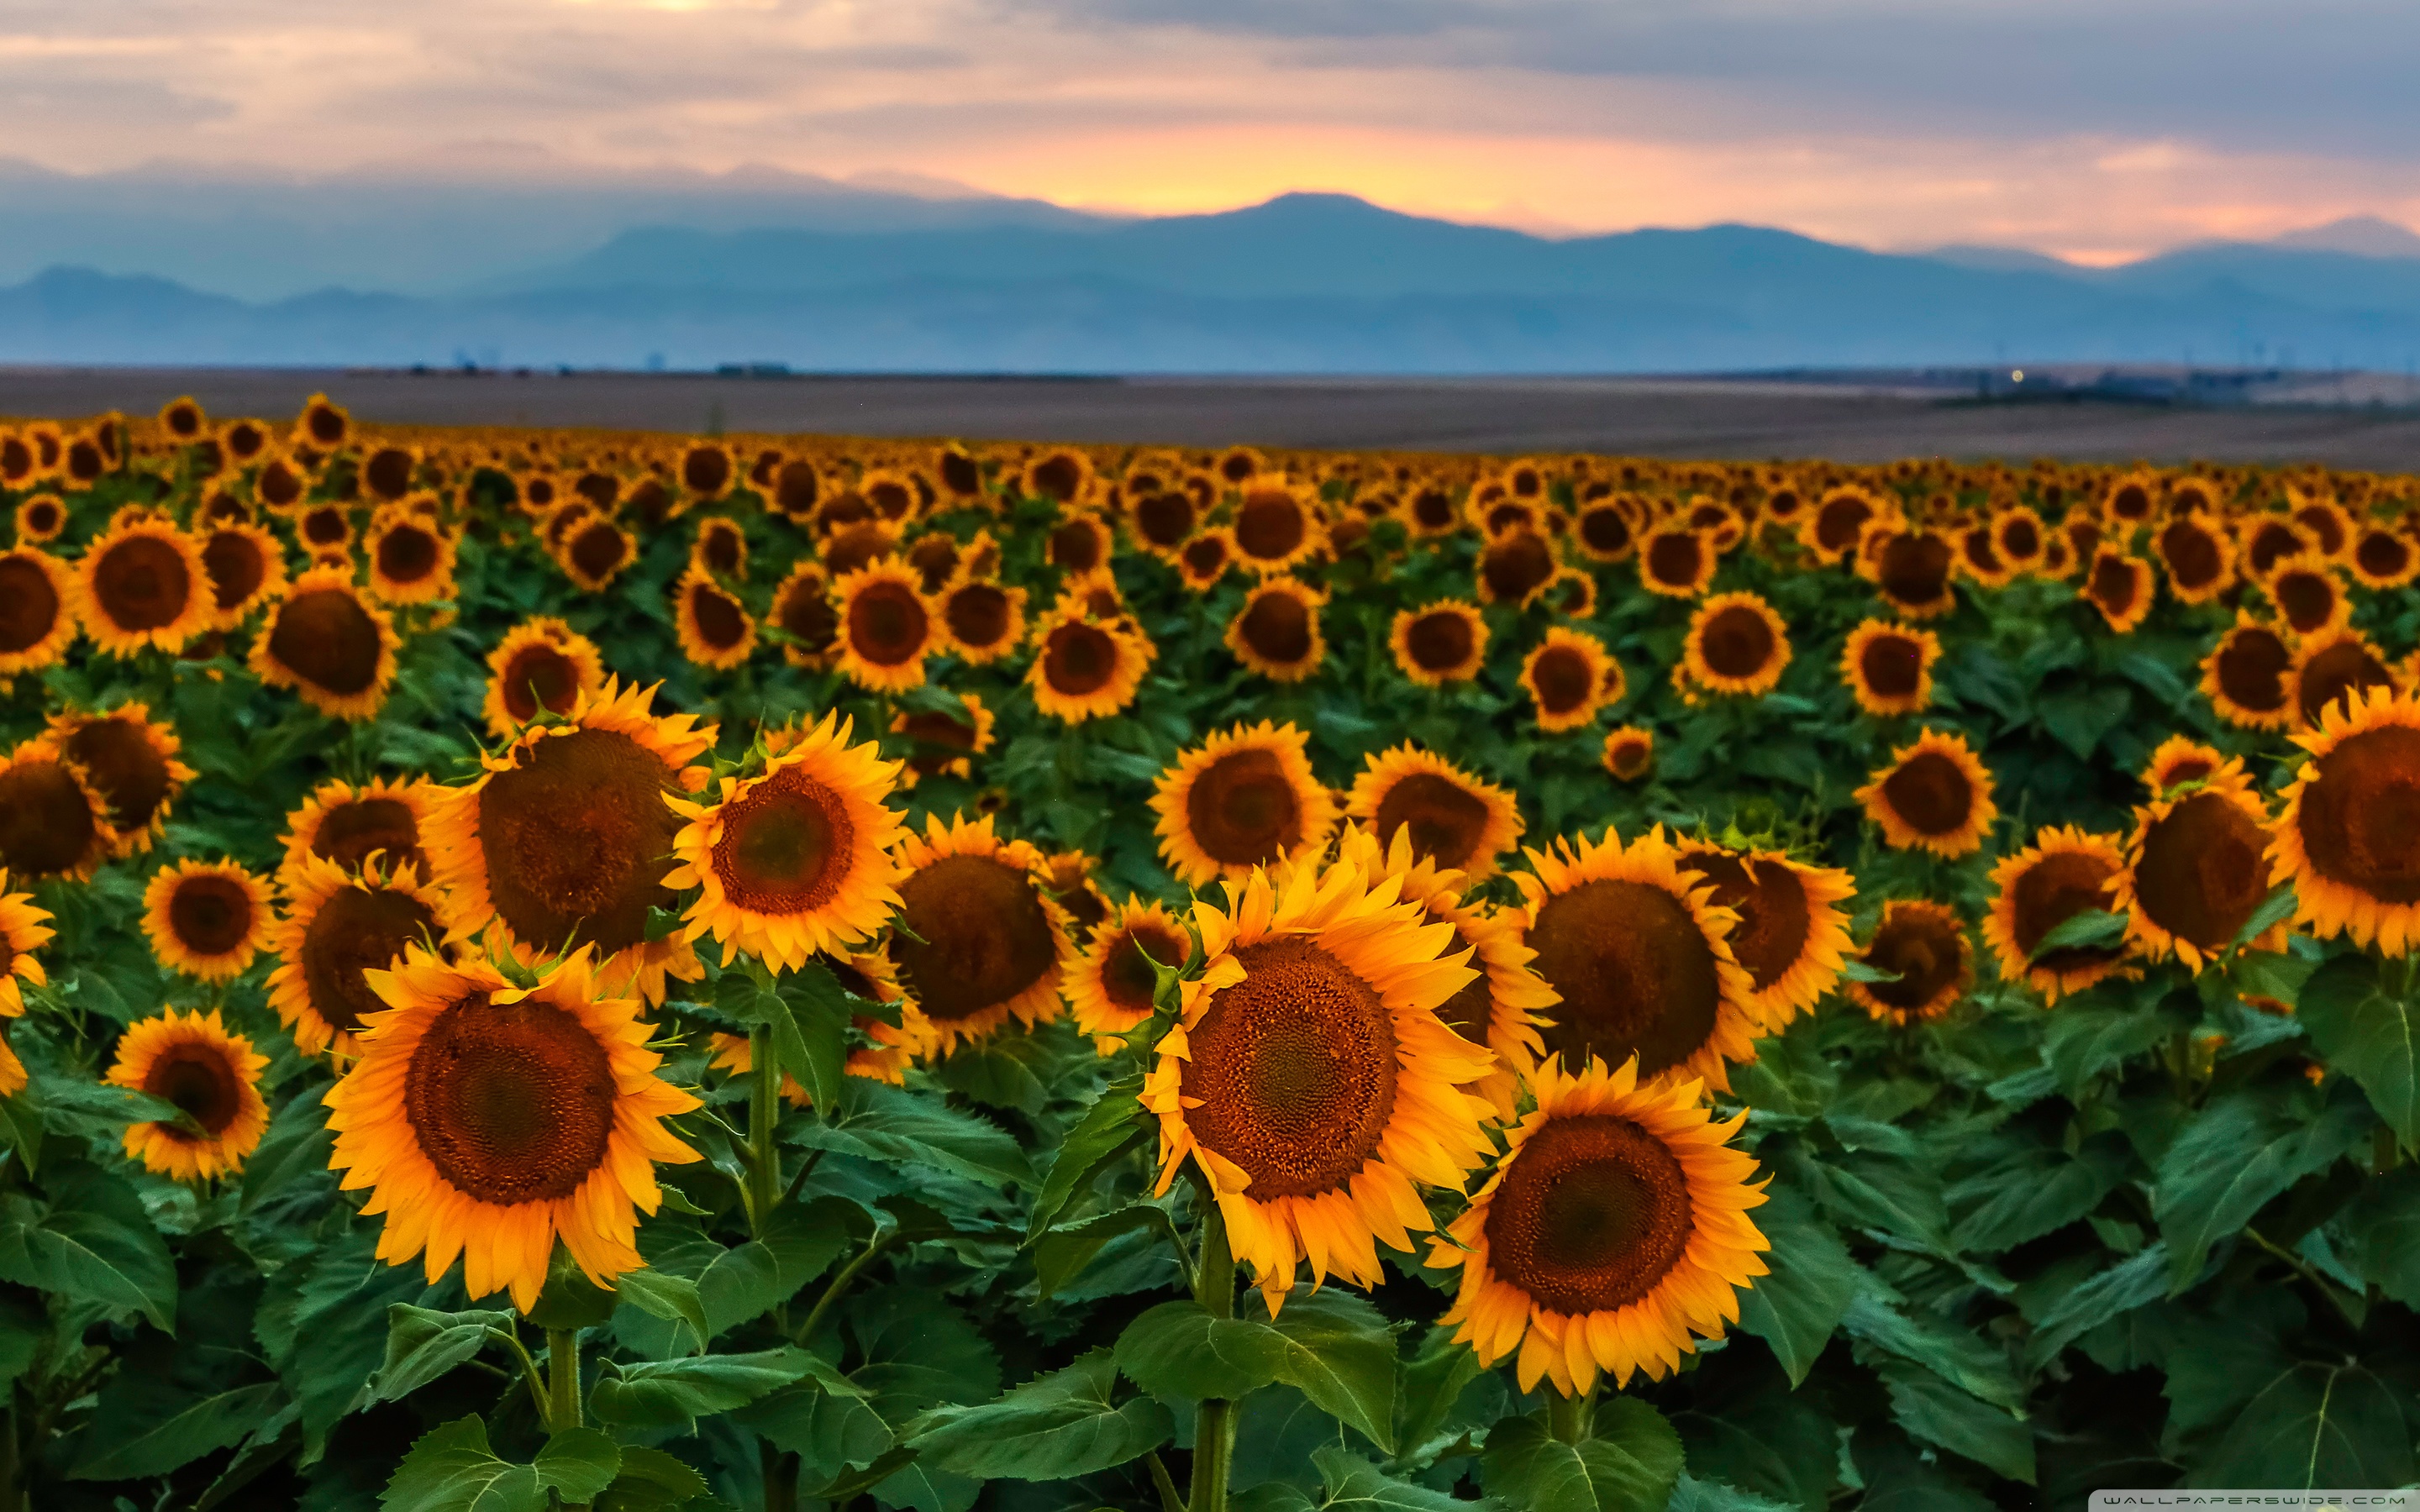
[490, 1326, 551, 1425]
[547, 1329, 582, 1433]
[1548, 1382, 1597, 1445]
[794, 1230, 898, 1346]
[760, 1436, 797, 1512]
[748, 1021, 781, 1236]
[1146, 1450, 1187, 1512]
[1188, 1200, 1237, 1512]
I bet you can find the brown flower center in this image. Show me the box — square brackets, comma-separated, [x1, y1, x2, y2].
[683, 447, 731, 496]
[93, 534, 192, 631]
[1881, 751, 1974, 837]
[1861, 907, 1965, 1015]
[1644, 531, 1704, 590]
[2134, 792, 2270, 950]
[1579, 506, 1632, 556]
[1185, 748, 1304, 867]
[363, 449, 413, 501]
[776, 575, 838, 655]
[1136, 492, 1195, 547]
[2355, 531, 2412, 581]
[1049, 519, 1103, 572]
[1878, 532, 1953, 607]
[200, 530, 267, 613]
[1607, 737, 1652, 780]
[376, 523, 441, 585]
[0, 759, 98, 876]
[1699, 605, 1776, 680]
[145, 1043, 244, 1139]
[1405, 611, 1476, 675]
[2160, 520, 2224, 590]
[1813, 496, 1872, 554]
[1043, 622, 1120, 696]
[1859, 632, 1923, 701]
[169, 874, 255, 956]
[1482, 532, 1555, 603]
[268, 588, 383, 696]
[1997, 514, 2042, 559]
[2244, 521, 2302, 577]
[1179, 937, 1398, 1200]
[1531, 647, 1595, 716]
[301, 885, 439, 1036]
[1181, 536, 1230, 580]
[1528, 879, 1719, 1077]
[0, 558, 60, 654]
[312, 795, 426, 877]
[406, 993, 617, 1205]
[478, 727, 678, 956]
[64, 717, 171, 833]
[687, 580, 748, 651]
[891, 853, 1058, 1021]
[2158, 757, 2216, 790]
[944, 582, 1013, 649]
[1482, 1113, 1692, 1315]
[499, 643, 581, 724]
[1239, 590, 1313, 665]
[2089, 554, 2140, 617]
[1235, 491, 1307, 562]
[846, 580, 929, 667]
[2011, 850, 2123, 972]
[302, 507, 350, 547]
[1102, 921, 1190, 1014]
[2296, 639, 2396, 727]
[2296, 725, 2420, 904]
[2215, 627, 2292, 714]
[1030, 455, 1086, 502]
[568, 522, 629, 583]
[712, 767, 855, 916]
[1677, 852, 1810, 994]
[1372, 772, 1491, 870]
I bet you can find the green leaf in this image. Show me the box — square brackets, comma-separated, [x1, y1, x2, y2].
[1840, 1293, 2023, 1410]
[69, 1381, 283, 1480]
[2028, 908, 2128, 961]
[612, 1268, 709, 1357]
[736, 1368, 892, 1483]
[1031, 1202, 1183, 1299]
[380, 1417, 621, 1512]
[2152, 1090, 2372, 1288]
[2039, 684, 2132, 760]
[239, 1086, 335, 1214]
[373, 1305, 515, 1402]
[2022, 1244, 2171, 1369]
[1025, 1074, 1148, 1238]
[2194, 1363, 2417, 1490]
[2297, 954, 2419, 1153]
[780, 962, 855, 1114]
[1734, 1187, 1859, 1388]
[1479, 1399, 1684, 1512]
[2233, 882, 2300, 948]
[1666, 1473, 1797, 1512]
[1782, 1147, 1953, 1255]
[930, 1037, 1051, 1115]
[0, 1162, 176, 1331]
[908, 1347, 1172, 1479]
[1949, 1133, 2130, 1252]
[1258, 1289, 1400, 1454]
[786, 1079, 1032, 1187]
[1393, 1326, 1486, 1461]
[851, 1284, 1002, 1422]
[595, 1446, 711, 1512]
[1114, 1291, 1398, 1452]
[1876, 1362, 2035, 1483]
[1851, 1426, 1994, 1512]
[588, 1347, 818, 1430]
[0, 1087, 39, 1174]
[2337, 1164, 2420, 1308]
[696, 1195, 855, 1336]
[1238, 1446, 1472, 1511]
[2042, 1000, 2178, 1099]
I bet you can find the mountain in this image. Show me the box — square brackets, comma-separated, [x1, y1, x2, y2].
[2271, 215, 2420, 259]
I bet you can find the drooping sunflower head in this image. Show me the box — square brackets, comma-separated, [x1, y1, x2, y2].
[1602, 726, 1655, 783]
[431, 678, 718, 1004]
[830, 560, 935, 694]
[672, 566, 757, 670]
[1954, 521, 2012, 587]
[666, 711, 907, 972]
[2290, 627, 2400, 731]
[2202, 616, 2296, 731]
[45, 701, 194, 855]
[1982, 826, 2132, 1004]
[0, 737, 118, 881]
[142, 858, 272, 983]
[1840, 619, 1939, 717]
[885, 811, 1074, 1054]
[1226, 577, 1327, 683]
[267, 852, 453, 1058]
[1522, 627, 1618, 733]
[1039, 848, 1114, 937]
[1144, 855, 1495, 1306]
[481, 617, 607, 738]
[2112, 782, 2281, 971]
[1176, 528, 1237, 591]
[2139, 734, 2229, 798]
[1028, 606, 1150, 722]
[1390, 600, 1488, 686]
[2155, 513, 2234, 603]
[1023, 449, 1097, 507]
[1683, 592, 1791, 697]
[0, 870, 53, 1016]
[1430, 1055, 1769, 1395]
[2270, 685, 2420, 955]
[1515, 826, 1760, 1093]
[73, 517, 209, 656]
[250, 568, 401, 722]
[197, 521, 289, 628]
[1150, 721, 1338, 888]
[326, 945, 702, 1311]
[889, 691, 997, 786]
[107, 1008, 270, 1183]
[1344, 744, 1523, 880]
[1675, 841, 1854, 1028]
[1065, 897, 1194, 1042]
[1854, 727, 1996, 858]
[1478, 528, 1558, 606]
[1847, 900, 1971, 1026]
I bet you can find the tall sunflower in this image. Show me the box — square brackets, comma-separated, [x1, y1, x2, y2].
[1515, 827, 1760, 1093]
[108, 1009, 270, 1182]
[429, 679, 718, 1005]
[197, 522, 288, 629]
[2270, 685, 2420, 954]
[2154, 514, 2234, 604]
[940, 576, 1029, 665]
[1479, 530, 1558, 607]
[886, 812, 1074, 1054]
[1859, 526, 1958, 619]
[1982, 826, 2132, 1004]
[2349, 525, 2419, 590]
[1522, 628, 1618, 733]
[1428, 1056, 1768, 1395]
[556, 518, 637, 593]
[74, 517, 210, 656]
[767, 562, 840, 669]
[1028, 607, 1151, 722]
[1230, 481, 1325, 575]
[1039, 849, 1114, 937]
[1854, 728, 1996, 858]
[325, 945, 701, 1312]
[46, 702, 193, 855]
[2266, 555, 2349, 639]
[1681, 592, 1791, 698]
[832, 560, 937, 694]
[1150, 722, 1338, 888]
[251, 568, 400, 722]
[1143, 857, 1495, 1310]
[1065, 899, 1194, 1043]
[665, 712, 907, 973]
[0, 737, 118, 880]
[14, 495, 64, 544]
[1636, 525, 1716, 599]
[1344, 745, 1523, 879]
[672, 566, 757, 670]
[268, 852, 453, 1058]
[1390, 601, 1489, 687]
[0, 549, 77, 675]
[1177, 529, 1238, 591]
[2201, 616, 2296, 731]
[1674, 841, 1854, 1030]
[1847, 900, 1971, 1025]
[278, 774, 440, 885]
[1840, 620, 1939, 717]
[482, 617, 608, 738]
[2111, 782, 2283, 971]
[0, 871, 54, 1016]
[1226, 577, 1327, 682]
[142, 858, 273, 983]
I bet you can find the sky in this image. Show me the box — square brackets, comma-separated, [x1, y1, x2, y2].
[8, 0, 2420, 262]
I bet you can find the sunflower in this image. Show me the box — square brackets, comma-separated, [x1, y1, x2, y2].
[1040, 849, 1114, 938]
[196, 522, 288, 628]
[2112, 782, 2283, 971]
[107, 1009, 270, 1182]
[1226, 577, 1327, 682]
[1477, 530, 1559, 607]
[1841, 620, 1939, 717]
[1636, 526, 1716, 599]
[0, 872, 52, 1016]
[1682, 592, 1791, 697]
[1860, 526, 1959, 619]
[2079, 549, 2154, 633]
[1951, 522, 2012, 589]
[2270, 685, 2420, 954]
[280, 774, 441, 885]
[255, 456, 308, 512]
[361, 508, 455, 606]
[1391, 601, 1488, 686]
[1402, 486, 1464, 538]
[326, 945, 702, 1311]
[1522, 628, 1618, 733]
[1574, 500, 1637, 564]
[694, 517, 749, 581]
[1177, 528, 1238, 591]
[886, 812, 1074, 1054]
[1025, 449, 1097, 507]
[678, 442, 735, 501]
[142, 858, 272, 982]
[767, 562, 840, 669]
[1143, 856, 1494, 1309]
[2102, 470, 2160, 524]
[1982, 827, 2132, 1004]
[45, 702, 193, 855]
[0, 738, 118, 880]
[2291, 627, 2400, 730]
[1428, 1055, 1766, 1395]
[1228, 482, 1324, 576]
[481, 618, 607, 738]
[297, 503, 354, 554]
[891, 693, 997, 785]
[250, 569, 401, 722]
[267, 853, 453, 1058]
[1151, 722, 1339, 888]
[2239, 516, 2309, 581]
[1065, 899, 1194, 1042]
[2139, 735, 2227, 796]
[1341, 824, 1554, 1121]
[2154, 514, 2234, 603]
[1991, 505, 2046, 570]
[2349, 525, 2420, 590]
[558, 518, 637, 592]
[0, 549, 77, 676]
[293, 393, 350, 451]
[1515, 826, 1760, 1093]
[1675, 842, 1854, 1029]
[1344, 745, 1523, 879]
[1602, 727, 1655, 782]
[1028, 607, 1151, 722]
[429, 679, 718, 1005]
[708, 957, 932, 1102]
[14, 495, 64, 544]
[1846, 900, 1970, 1025]
[936, 576, 1028, 666]
[666, 712, 907, 973]
[2202, 616, 2296, 731]
[1855, 728, 1997, 858]
[73, 517, 209, 655]
[668, 566, 756, 671]
[158, 396, 208, 440]
[1803, 486, 1887, 564]
[829, 561, 936, 694]
[1047, 512, 1113, 575]
[1126, 486, 1198, 560]
[2266, 555, 2349, 639]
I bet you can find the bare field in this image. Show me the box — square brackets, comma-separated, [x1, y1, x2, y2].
[9, 366, 2420, 466]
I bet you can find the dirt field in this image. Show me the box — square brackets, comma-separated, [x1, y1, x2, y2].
[9, 366, 2420, 468]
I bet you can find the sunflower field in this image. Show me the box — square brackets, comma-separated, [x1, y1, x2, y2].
[0, 396, 2411, 1512]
